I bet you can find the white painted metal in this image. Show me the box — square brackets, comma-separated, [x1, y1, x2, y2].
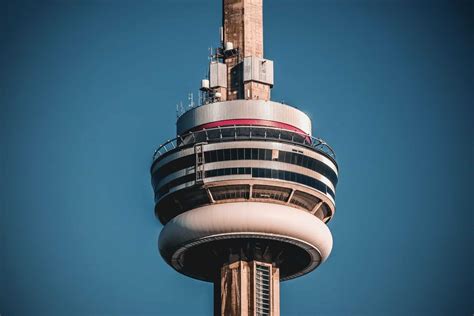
[210, 62, 227, 88]
[201, 79, 210, 90]
[243, 56, 274, 86]
[176, 100, 312, 135]
[224, 41, 234, 51]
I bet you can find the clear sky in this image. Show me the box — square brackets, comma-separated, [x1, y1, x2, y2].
[1, 0, 472, 315]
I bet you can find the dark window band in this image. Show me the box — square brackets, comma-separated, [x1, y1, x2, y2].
[250, 168, 336, 199]
[153, 148, 338, 188]
[277, 151, 338, 185]
[206, 168, 252, 178]
[152, 154, 195, 186]
[156, 173, 195, 198]
[155, 167, 335, 200]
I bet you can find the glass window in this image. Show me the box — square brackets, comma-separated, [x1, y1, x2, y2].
[237, 148, 244, 160]
[266, 149, 273, 160]
[296, 154, 302, 165]
[245, 148, 251, 160]
[278, 151, 285, 162]
[271, 169, 278, 179]
[304, 175, 310, 186]
[302, 155, 308, 168]
[265, 169, 271, 178]
[224, 149, 231, 161]
[217, 149, 223, 161]
[251, 148, 258, 160]
[231, 148, 238, 160]
[291, 154, 296, 165]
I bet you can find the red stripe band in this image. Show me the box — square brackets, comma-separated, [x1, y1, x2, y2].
[188, 119, 308, 135]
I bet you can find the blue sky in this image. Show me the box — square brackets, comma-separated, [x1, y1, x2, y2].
[1, 0, 472, 315]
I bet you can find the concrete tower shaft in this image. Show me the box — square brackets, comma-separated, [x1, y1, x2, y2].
[223, 0, 264, 59]
[222, 0, 272, 101]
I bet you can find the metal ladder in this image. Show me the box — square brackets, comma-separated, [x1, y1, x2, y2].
[194, 143, 206, 183]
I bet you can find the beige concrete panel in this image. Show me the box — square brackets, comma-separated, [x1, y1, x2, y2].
[159, 202, 333, 263]
[272, 267, 280, 316]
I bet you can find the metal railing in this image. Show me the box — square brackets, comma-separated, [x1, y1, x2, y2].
[152, 125, 336, 161]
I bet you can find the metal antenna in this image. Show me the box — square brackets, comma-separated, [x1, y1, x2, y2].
[188, 93, 194, 108]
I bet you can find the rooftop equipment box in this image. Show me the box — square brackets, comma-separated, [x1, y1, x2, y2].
[243, 56, 274, 86]
[209, 62, 227, 88]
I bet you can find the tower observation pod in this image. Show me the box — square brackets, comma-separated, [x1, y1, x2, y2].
[150, 1, 339, 315]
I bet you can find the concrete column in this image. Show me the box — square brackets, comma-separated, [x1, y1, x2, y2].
[222, 0, 271, 101]
[215, 260, 280, 316]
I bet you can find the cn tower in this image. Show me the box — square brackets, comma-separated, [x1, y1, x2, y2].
[151, 1, 339, 315]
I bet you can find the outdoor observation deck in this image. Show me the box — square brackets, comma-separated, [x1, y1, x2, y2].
[151, 125, 338, 225]
[152, 124, 336, 162]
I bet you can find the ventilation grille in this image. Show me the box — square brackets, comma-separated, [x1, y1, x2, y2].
[255, 264, 271, 316]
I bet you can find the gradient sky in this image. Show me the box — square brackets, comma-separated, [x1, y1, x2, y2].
[1, 0, 473, 315]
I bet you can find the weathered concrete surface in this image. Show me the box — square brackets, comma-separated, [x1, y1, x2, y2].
[223, 0, 271, 101]
[216, 260, 280, 316]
